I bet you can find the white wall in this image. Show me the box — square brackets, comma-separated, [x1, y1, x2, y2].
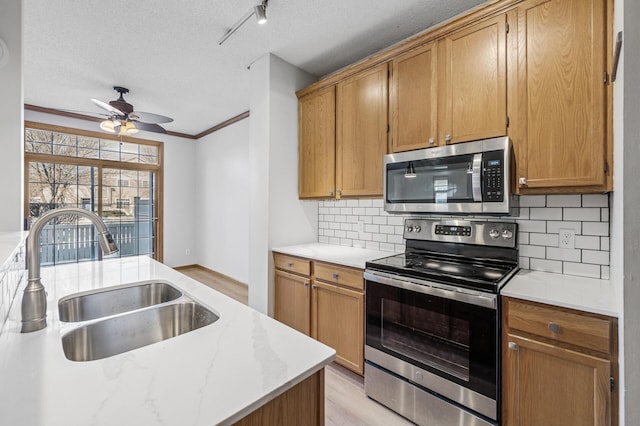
[195, 118, 250, 283]
[23, 110, 197, 267]
[0, 0, 24, 232]
[248, 54, 318, 314]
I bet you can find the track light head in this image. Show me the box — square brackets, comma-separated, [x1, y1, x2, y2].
[255, 3, 267, 25]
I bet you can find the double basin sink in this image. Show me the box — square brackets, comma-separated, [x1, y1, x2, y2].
[59, 281, 219, 362]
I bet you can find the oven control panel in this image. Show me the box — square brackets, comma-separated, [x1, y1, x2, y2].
[434, 225, 471, 237]
[403, 218, 518, 248]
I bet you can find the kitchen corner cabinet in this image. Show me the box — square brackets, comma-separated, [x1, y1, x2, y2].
[274, 253, 365, 375]
[390, 42, 439, 152]
[298, 86, 336, 198]
[336, 63, 389, 198]
[438, 14, 508, 145]
[514, 0, 611, 192]
[502, 297, 618, 426]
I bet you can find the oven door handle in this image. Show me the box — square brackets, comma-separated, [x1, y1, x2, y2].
[364, 270, 497, 309]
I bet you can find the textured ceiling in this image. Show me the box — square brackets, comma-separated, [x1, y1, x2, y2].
[23, 0, 487, 135]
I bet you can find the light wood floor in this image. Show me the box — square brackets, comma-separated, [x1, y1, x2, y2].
[174, 264, 414, 426]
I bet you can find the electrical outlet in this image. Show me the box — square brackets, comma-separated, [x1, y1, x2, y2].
[558, 229, 575, 249]
[185, 249, 191, 256]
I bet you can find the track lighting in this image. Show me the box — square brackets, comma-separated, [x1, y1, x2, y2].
[218, 0, 269, 45]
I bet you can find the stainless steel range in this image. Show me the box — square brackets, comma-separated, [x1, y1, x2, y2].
[364, 218, 518, 426]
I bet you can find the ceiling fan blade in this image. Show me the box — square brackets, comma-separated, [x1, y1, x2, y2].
[129, 111, 174, 124]
[91, 98, 125, 115]
[132, 121, 167, 134]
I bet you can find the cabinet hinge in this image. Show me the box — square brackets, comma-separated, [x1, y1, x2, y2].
[387, 124, 390, 133]
[506, 116, 510, 128]
[506, 23, 510, 34]
[604, 71, 609, 85]
[611, 376, 615, 392]
[605, 161, 609, 174]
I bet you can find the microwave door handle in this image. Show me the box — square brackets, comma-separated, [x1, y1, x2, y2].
[472, 153, 482, 202]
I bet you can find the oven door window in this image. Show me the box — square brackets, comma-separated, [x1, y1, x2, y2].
[386, 154, 477, 204]
[366, 280, 497, 399]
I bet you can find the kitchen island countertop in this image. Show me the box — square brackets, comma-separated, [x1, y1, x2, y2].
[0, 255, 335, 425]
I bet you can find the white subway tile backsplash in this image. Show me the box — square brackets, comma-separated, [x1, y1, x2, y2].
[547, 194, 581, 207]
[583, 222, 609, 236]
[547, 247, 581, 262]
[318, 194, 610, 279]
[530, 258, 563, 274]
[546, 221, 582, 234]
[563, 208, 601, 222]
[520, 195, 546, 207]
[582, 250, 609, 265]
[529, 233, 558, 247]
[582, 194, 608, 207]
[575, 235, 600, 250]
[530, 208, 562, 220]
[563, 262, 601, 278]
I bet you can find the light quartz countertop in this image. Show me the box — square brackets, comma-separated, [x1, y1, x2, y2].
[272, 242, 393, 269]
[501, 269, 618, 317]
[0, 256, 335, 426]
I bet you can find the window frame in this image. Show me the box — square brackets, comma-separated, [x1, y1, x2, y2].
[23, 121, 165, 262]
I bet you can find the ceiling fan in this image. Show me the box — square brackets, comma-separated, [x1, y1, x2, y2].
[91, 86, 173, 135]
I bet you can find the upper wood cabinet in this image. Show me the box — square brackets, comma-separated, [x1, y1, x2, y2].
[514, 0, 609, 191]
[438, 14, 508, 145]
[336, 63, 389, 197]
[298, 86, 336, 199]
[390, 42, 438, 152]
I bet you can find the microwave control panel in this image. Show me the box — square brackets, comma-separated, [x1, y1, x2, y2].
[482, 150, 504, 202]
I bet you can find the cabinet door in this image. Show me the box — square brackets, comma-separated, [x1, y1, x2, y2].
[390, 42, 438, 152]
[516, 0, 607, 190]
[311, 281, 364, 375]
[274, 270, 310, 336]
[336, 63, 388, 198]
[438, 14, 507, 145]
[298, 86, 336, 199]
[504, 333, 610, 426]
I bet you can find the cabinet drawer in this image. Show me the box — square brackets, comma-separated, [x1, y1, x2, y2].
[274, 253, 311, 277]
[314, 262, 363, 290]
[507, 299, 611, 353]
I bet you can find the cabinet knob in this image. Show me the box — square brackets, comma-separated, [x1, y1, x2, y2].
[508, 342, 519, 351]
[337, 189, 342, 195]
[286, 262, 293, 268]
[445, 134, 452, 143]
[428, 137, 435, 145]
[548, 322, 560, 334]
[304, 281, 309, 287]
[329, 190, 334, 196]
[519, 177, 527, 186]
[312, 285, 317, 289]
[332, 273, 339, 280]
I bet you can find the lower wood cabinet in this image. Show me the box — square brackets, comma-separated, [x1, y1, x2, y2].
[502, 297, 618, 426]
[274, 253, 365, 375]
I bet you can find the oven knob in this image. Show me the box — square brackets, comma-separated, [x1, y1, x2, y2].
[406, 225, 414, 233]
[502, 229, 513, 239]
[413, 225, 421, 233]
[489, 228, 500, 239]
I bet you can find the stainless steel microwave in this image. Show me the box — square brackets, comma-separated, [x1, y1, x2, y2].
[384, 137, 518, 215]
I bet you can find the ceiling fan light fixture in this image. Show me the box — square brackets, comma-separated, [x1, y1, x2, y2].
[121, 121, 139, 135]
[100, 119, 117, 133]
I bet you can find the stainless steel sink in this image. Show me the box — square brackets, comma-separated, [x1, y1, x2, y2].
[58, 281, 183, 322]
[61, 301, 219, 362]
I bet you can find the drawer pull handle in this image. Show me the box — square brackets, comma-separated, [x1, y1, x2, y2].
[508, 342, 519, 351]
[332, 273, 339, 280]
[286, 262, 293, 268]
[548, 322, 560, 334]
